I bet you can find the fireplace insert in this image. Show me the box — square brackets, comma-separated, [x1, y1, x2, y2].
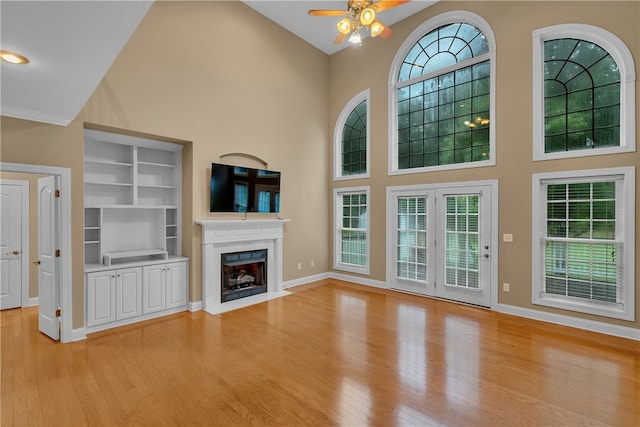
[221, 249, 267, 302]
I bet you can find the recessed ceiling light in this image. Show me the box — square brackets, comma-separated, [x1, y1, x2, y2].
[0, 50, 30, 64]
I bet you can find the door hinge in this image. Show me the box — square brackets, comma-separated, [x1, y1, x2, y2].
[55, 309, 61, 317]
[55, 190, 60, 198]
[55, 249, 61, 257]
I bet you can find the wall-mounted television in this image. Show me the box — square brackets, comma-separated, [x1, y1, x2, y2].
[210, 162, 281, 213]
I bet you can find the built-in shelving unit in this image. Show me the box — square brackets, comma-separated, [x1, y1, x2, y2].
[83, 129, 188, 334]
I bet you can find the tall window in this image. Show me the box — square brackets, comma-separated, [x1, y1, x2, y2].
[334, 187, 370, 274]
[334, 90, 369, 180]
[389, 12, 495, 174]
[533, 24, 636, 160]
[532, 167, 634, 320]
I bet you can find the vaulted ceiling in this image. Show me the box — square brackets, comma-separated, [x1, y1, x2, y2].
[0, 1, 435, 127]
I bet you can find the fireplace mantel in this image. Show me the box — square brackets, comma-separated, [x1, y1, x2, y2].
[196, 219, 291, 314]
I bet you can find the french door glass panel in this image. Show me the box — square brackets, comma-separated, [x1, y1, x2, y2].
[389, 185, 492, 307]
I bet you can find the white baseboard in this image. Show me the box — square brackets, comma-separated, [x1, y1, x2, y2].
[72, 328, 87, 342]
[282, 272, 330, 289]
[328, 272, 388, 289]
[188, 300, 202, 312]
[497, 303, 640, 341]
[25, 297, 38, 307]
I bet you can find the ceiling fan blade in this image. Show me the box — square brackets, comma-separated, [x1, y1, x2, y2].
[371, 1, 410, 13]
[308, 9, 347, 16]
[334, 33, 348, 44]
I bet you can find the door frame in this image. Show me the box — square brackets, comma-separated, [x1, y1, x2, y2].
[0, 179, 30, 308]
[0, 162, 72, 343]
[386, 179, 499, 309]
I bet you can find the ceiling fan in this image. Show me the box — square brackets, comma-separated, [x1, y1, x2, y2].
[308, 0, 409, 45]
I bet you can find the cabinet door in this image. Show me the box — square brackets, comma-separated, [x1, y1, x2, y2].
[86, 271, 116, 327]
[116, 267, 142, 320]
[143, 264, 165, 314]
[166, 261, 188, 309]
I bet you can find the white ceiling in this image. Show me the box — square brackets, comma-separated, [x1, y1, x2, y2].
[0, 1, 435, 127]
[242, 1, 437, 55]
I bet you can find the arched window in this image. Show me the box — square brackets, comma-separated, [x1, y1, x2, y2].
[533, 24, 636, 160]
[389, 11, 496, 174]
[334, 90, 369, 179]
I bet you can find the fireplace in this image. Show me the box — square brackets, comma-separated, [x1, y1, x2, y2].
[221, 249, 267, 302]
[196, 219, 291, 315]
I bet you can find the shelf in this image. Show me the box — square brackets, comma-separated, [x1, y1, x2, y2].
[85, 240, 100, 244]
[85, 158, 133, 168]
[85, 181, 133, 187]
[138, 161, 176, 169]
[103, 249, 168, 266]
[138, 185, 176, 190]
[84, 226, 101, 230]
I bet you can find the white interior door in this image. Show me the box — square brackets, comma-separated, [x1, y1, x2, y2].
[0, 181, 27, 309]
[37, 176, 59, 340]
[388, 183, 495, 308]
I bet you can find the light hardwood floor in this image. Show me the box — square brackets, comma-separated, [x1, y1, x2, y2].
[2, 279, 639, 426]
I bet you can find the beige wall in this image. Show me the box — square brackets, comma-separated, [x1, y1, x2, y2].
[1, 1, 637, 333]
[1, 1, 330, 329]
[328, 1, 639, 329]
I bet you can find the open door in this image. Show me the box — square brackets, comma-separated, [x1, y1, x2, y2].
[37, 176, 60, 341]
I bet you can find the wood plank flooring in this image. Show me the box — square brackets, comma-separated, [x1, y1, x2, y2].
[2, 279, 639, 426]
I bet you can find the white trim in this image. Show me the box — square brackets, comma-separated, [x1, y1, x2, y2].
[334, 89, 370, 180]
[188, 300, 202, 312]
[0, 106, 72, 127]
[71, 328, 87, 342]
[0, 162, 72, 343]
[532, 167, 635, 321]
[283, 272, 331, 289]
[27, 297, 38, 307]
[333, 186, 370, 275]
[388, 11, 497, 175]
[497, 304, 639, 341]
[329, 272, 388, 289]
[532, 24, 636, 161]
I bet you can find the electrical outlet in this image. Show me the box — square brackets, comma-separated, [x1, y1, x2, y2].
[297, 263, 302, 270]
[503, 233, 513, 242]
[503, 282, 510, 292]
[310, 260, 315, 267]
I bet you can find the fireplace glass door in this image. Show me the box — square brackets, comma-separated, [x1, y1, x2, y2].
[221, 249, 267, 302]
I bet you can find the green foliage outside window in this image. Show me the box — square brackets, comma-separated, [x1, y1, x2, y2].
[342, 101, 367, 176]
[544, 39, 621, 153]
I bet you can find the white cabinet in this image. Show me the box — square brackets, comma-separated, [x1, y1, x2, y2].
[84, 129, 189, 333]
[86, 267, 141, 327]
[143, 261, 188, 314]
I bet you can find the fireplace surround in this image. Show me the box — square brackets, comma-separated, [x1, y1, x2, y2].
[196, 219, 291, 314]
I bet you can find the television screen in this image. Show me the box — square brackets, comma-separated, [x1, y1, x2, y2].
[210, 163, 281, 213]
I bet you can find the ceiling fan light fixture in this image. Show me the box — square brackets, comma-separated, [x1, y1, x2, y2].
[348, 29, 362, 44]
[370, 21, 384, 37]
[0, 50, 29, 64]
[337, 18, 352, 35]
[360, 8, 375, 25]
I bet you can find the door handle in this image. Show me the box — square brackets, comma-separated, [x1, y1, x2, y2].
[482, 254, 489, 259]
[6, 250, 20, 255]
[33, 260, 41, 266]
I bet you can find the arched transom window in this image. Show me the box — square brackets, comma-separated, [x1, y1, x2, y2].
[390, 13, 495, 173]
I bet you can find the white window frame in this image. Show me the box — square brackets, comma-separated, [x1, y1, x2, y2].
[532, 24, 636, 161]
[334, 89, 370, 180]
[388, 11, 497, 175]
[532, 167, 635, 320]
[334, 186, 370, 275]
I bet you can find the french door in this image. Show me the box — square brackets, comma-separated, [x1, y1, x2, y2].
[387, 183, 495, 307]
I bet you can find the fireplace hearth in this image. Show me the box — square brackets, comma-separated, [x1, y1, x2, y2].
[196, 218, 291, 315]
[221, 249, 267, 302]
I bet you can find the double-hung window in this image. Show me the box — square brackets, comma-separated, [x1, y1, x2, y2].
[533, 24, 636, 160]
[532, 167, 634, 320]
[389, 11, 496, 174]
[334, 187, 370, 274]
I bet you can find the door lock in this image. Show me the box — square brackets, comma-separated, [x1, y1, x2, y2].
[6, 250, 20, 255]
[33, 260, 41, 266]
[482, 253, 490, 259]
